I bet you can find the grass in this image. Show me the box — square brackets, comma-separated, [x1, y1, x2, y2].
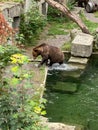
[48, 10, 98, 36]
[80, 12, 98, 33]
[47, 11, 98, 52]
[48, 22, 68, 35]
[48, 20, 78, 36]
[94, 11, 98, 18]
[62, 41, 72, 51]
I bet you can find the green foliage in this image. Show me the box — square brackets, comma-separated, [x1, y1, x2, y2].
[47, 5, 68, 22]
[48, 22, 68, 35]
[0, 45, 21, 69]
[18, 4, 46, 46]
[67, 0, 76, 10]
[94, 11, 98, 18]
[47, 0, 76, 22]
[80, 12, 98, 33]
[47, 3, 78, 36]
[0, 46, 48, 130]
[62, 41, 72, 51]
[48, 21, 77, 36]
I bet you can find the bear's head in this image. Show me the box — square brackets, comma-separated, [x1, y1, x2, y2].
[32, 47, 43, 59]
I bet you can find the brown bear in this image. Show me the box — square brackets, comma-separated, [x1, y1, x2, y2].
[32, 43, 64, 67]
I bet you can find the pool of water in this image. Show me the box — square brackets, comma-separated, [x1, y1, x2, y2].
[44, 55, 98, 130]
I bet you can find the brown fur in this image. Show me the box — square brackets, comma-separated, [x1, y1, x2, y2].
[32, 43, 64, 67]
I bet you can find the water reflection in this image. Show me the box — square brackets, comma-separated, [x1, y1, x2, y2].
[44, 55, 98, 130]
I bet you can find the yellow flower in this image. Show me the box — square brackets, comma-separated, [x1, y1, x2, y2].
[11, 66, 19, 73]
[34, 106, 41, 114]
[10, 54, 28, 64]
[41, 110, 46, 115]
[23, 74, 29, 78]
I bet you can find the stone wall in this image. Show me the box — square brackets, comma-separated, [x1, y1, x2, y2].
[37, 0, 48, 17]
[24, 0, 48, 17]
[1, 2, 23, 28]
[1, 0, 48, 29]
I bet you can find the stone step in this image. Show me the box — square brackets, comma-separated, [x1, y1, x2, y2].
[68, 56, 88, 64]
[68, 56, 89, 70]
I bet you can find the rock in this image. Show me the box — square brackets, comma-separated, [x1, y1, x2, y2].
[41, 117, 83, 130]
[71, 33, 94, 57]
[46, 122, 76, 130]
[41, 117, 76, 130]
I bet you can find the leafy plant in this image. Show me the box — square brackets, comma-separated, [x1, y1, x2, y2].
[47, 5, 68, 22]
[0, 52, 48, 130]
[0, 45, 21, 69]
[19, 3, 46, 46]
[67, 0, 76, 10]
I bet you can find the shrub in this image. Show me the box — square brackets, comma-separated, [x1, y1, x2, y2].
[0, 51, 48, 130]
[0, 45, 21, 69]
[18, 3, 46, 46]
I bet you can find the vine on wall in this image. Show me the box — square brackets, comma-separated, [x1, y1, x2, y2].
[0, 12, 15, 44]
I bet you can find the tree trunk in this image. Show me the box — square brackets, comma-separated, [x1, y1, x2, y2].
[45, 0, 90, 34]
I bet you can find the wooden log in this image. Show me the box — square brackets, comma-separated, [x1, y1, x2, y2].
[45, 0, 90, 34]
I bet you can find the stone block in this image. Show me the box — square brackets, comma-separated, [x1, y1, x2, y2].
[68, 56, 88, 70]
[68, 56, 88, 64]
[71, 33, 94, 57]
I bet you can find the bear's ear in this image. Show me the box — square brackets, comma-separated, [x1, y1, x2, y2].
[33, 47, 43, 52]
[33, 48, 38, 52]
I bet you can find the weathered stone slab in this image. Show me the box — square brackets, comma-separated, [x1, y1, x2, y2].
[46, 123, 76, 130]
[71, 33, 94, 57]
[68, 56, 88, 64]
[68, 56, 88, 70]
[68, 63, 86, 70]
[41, 117, 77, 130]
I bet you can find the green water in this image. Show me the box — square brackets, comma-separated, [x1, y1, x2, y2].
[45, 55, 98, 130]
